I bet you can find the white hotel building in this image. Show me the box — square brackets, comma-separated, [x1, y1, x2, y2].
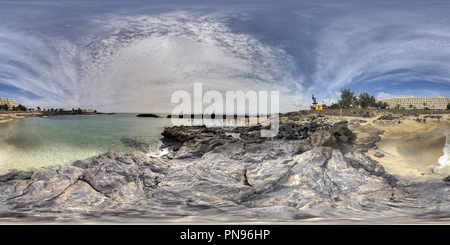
[376, 96, 450, 110]
[0, 97, 20, 108]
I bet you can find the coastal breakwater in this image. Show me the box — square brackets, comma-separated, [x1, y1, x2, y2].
[3, 115, 450, 223]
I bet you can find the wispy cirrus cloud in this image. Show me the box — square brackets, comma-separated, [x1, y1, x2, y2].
[310, 3, 450, 103]
[377, 92, 394, 100]
[0, 7, 299, 113]
[2, 1, 450, 113]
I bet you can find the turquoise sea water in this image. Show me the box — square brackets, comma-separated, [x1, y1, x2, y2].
[0, 113, 173, 174]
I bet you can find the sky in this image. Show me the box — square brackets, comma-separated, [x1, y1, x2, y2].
[1, 0, 450, 113]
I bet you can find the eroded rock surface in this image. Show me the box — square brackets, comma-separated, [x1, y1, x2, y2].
[244, 147, 395, 209]
[0, 151, 165, 204]
[0, 119, 445, 221]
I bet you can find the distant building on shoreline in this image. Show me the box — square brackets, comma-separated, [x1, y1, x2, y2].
[40, 107, 96, 113]
[0, 97, 20, 108]
[81, 108, 96, 113]
[376, 96, 450, 110]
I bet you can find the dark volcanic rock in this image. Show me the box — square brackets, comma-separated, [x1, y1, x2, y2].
[136, 114, 160, 118]
[308, 121, 353, 148]
[4, 118, 447, 218]
[373, 114, 398, 126]
[375, 152, 385, 158]
[377, 114, 394, 120]
[71, 160, 91, 169]
[310, 130, 338, 148]
[0, 170, 34, 182]
[351, 125, 385, 152]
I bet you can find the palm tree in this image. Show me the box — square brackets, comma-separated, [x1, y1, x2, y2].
[353, 99, 360, 109]
[409, 104, 413, 110]
[17, 104, 26, 111]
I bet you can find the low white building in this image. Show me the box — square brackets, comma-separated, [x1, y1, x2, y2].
[82, 108, 96, 113]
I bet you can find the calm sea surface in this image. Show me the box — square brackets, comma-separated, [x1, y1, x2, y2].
[0, 113, 173, 174]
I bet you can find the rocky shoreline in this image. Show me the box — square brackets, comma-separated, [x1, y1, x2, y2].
[1, 114, 450, 222]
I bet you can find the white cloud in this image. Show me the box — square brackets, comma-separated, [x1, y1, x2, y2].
[0, 11, 299, 113]
[319, 91, 341, 106]
[377, 92, 394, 99]
[312, 6, 450, 97]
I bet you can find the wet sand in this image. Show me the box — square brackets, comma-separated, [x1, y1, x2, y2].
[364, 115, 450, 182]
[371, 129, 447, 182]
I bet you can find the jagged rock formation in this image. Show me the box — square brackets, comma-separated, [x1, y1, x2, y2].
[0, 151, 168, 204]
[350, 124, 385, 152]
[0, 119, 447, 220]
[0, 120, 401, 206]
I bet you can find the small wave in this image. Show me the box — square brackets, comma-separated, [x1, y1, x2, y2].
[433, 130, 450, 175]
[146, 141, 171, 158]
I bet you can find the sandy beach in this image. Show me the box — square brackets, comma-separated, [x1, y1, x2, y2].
[367, 115, 450, 182]
[0, 112, 42, 125]
[289, 112, 450, 182]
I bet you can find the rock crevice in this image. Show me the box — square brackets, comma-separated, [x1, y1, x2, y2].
[0, 119, 438, 215]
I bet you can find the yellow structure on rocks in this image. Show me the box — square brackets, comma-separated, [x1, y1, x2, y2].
[0, 97, 20, 108]
[376, 96, 450, 110]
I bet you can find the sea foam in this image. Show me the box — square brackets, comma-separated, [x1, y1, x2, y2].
[147, 141, 171, 158]
[434, 130, 450, 175]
